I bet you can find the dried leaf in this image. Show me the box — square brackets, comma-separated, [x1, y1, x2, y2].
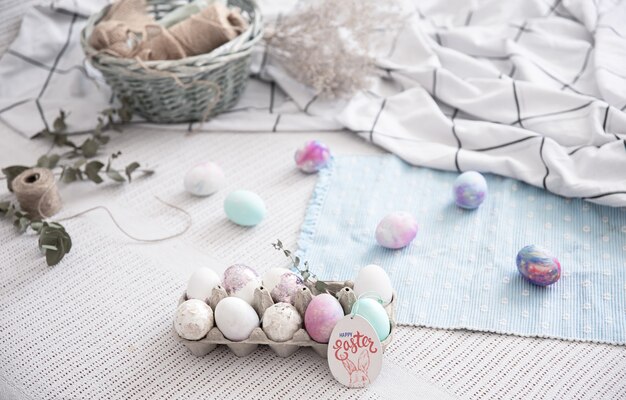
[2, 165, 29, 192]
[124, 162, 140, 182]
[52, 110, 68, 133]
[81, 138, 99, 158]
[106, 169, 125, 182]
[30, 221, 43, 232]
[85, 161, 104, 184]
[315, 281, 328, 292]
[37, 154, 60, 169]
[17, 217, 30, 232]
[0, 201, 10, 214]
[62, 167, 78, 183]
[73, 158, 87, 168]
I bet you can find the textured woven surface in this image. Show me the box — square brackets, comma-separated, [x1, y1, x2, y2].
[299, 155, 626, 344]
[80, 0, 263, 122]
[1, 127, 625, 399]
[1, 2, 626, 399]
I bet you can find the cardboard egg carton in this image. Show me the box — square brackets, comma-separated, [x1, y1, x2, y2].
[173, 280, 397, 358]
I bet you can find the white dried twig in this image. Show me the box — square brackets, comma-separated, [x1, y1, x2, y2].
[265, 0, 401, 98]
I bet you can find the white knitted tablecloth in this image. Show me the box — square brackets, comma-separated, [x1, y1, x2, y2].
[1, 125, 625, 400]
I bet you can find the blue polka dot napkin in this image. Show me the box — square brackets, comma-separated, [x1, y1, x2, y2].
[297, 155, 626, 344]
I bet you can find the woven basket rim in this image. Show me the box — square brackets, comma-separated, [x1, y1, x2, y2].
[80, 0, 263, 72]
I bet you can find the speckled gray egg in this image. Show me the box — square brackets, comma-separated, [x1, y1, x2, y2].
[174, 299, 214, 340]
[262, 302, 302, 342]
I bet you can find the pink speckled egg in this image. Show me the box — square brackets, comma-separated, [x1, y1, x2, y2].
[294, 140, 331, 173]
[222, 264, 260, 305]
[375, 212, 418, 249]
[304, 293, 344, 343]
[270, 272, 305, 304]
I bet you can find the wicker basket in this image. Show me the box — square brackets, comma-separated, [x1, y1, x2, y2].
[80, 0, 263, 123]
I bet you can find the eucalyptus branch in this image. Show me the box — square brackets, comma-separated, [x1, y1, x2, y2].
[272, 239, 328, 292]
[0, 102, 149, 268]
[0, 201, 71, 266]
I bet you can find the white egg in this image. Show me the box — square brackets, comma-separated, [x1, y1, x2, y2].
[353, 264, 393, 305]
[262, 267, 291, 293]
[174, 299, 214, 340]
[262, 303, 302, 342]
[215, 297, 260, 341]
[184, 161, 225, 196]
[186, 267, 221, 301]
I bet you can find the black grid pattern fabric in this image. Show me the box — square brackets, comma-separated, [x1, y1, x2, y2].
[0, 0, 625, 206]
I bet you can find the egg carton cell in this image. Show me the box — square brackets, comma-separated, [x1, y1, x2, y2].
[173, 281, 396, 358]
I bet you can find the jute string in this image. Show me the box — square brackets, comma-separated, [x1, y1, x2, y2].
[11, 167, 191, 243]
[12, 168, 62, 220]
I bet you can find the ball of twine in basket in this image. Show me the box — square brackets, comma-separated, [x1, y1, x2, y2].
[12, 168, 62, 219]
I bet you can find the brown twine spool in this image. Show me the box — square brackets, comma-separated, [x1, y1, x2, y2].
[12, 167, 62, 220]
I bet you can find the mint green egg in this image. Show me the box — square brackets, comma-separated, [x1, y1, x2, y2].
[224, 190, 267, 227]
[351, 298, 391, 341]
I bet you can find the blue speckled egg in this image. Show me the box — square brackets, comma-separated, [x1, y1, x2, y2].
[516, 245, 561, 286]
[453, 171, 488, 209]
[224, 190, 267, 226]
[351, 298, 390, 341]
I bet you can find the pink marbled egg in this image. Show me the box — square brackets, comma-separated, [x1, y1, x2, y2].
[294, 140, 331, 173]
[375, 211, 418, 249]
[304, 293, 344, 343]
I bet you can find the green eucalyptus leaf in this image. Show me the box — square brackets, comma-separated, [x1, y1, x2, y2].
[37, 154, 60, 168]
[283, 249, 291, 257]
[118, 106, 132, 123]
[106, 169, 125, 182]
[52, 110, 68, 132]
[81, 138, 99, 158]
[62, 167, 78, 183]
[294, 256, 300, 267]
[73, 158, 87, 168]
[85, 161, 104, 184]
[96, 134, 110, 145]
[124, 162, 140, 182]
[0, 201, 11, 214]
[2, 165, 29, 192]
[277, 239, 283, 248]
[315, 281, 328, 292]
[48, 222, 63, 230]
[30, 221, 43, 232]
[45, 246, 65, 266]
[18, 217, 30, 232]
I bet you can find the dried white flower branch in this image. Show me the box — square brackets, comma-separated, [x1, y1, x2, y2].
[264, 0, 402, 98]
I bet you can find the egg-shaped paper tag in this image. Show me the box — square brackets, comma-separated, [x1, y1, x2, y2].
[327, 315, 383, 388]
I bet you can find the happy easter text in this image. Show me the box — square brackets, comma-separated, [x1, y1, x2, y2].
[333, 330, 378, 361]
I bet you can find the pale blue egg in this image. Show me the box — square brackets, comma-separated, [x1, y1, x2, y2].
[351, 298, 390, 341]
[224, 190, 267, 226]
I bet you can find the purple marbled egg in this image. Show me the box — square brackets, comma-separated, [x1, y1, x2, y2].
[304, 293, 344, 343]
[270, 272, 305, 304]
[294, 140, 331, 173]
[453, 171, 488, 209]
[222, 264, 260, 304]
[375, 212, 418, 249]
[516, 245, 561, 286]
